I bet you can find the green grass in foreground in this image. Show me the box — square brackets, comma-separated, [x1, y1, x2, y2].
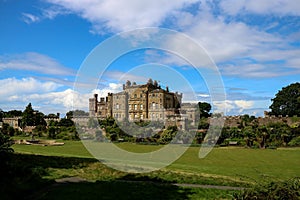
[12, 139, 300, 185]
[35, 181, 235, 200]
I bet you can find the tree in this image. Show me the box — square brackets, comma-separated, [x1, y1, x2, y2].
[0, 109, 3, 121]
[198, 102, 211, 118]
[22, 103, 35, 127]
[0, 129, 14, 154]
[22, 103, 46, 127]
[269, 82, 300, 117]
[58, 118, 74, 127]
[66, 110, 89, 119]
[3, 110, 22, 118]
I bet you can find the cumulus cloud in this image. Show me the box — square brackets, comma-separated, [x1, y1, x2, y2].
[0, 77, 125, 114]
[0, 77, 61, 98]
[0, 52, 74, 76]
[44, 0, 199, 32]
[213, 100, 254, 115]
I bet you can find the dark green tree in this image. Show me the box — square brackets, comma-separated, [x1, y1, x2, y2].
[66, 110, 89, 119]
[198, 102, 211, 118]
[3, 110, 22, 118]
[58, 118, 74, 127]
[269, 82, 300, 117]
[22, 103, 34, 127]
[0, 129, 14, 154]
[22, 103, 46, 127]
[0, 109, 3, 121]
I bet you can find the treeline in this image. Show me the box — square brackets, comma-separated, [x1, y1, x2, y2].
[0, 103, 88, 140]
[198, 114, 300, 148]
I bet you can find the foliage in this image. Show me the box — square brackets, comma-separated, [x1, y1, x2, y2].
[269, 82, 300, 117]
[288, 136, 300, 146]
[198, 117, 209, 129]
[198, 102, 211, 118]
[2, 109, 23, 118]
[234, 177, 300, 200]
[66, 110, 89, 119]
[58, 118, 74, 127]
[0, 129, 14, 154]
[22, 103, 46, 127]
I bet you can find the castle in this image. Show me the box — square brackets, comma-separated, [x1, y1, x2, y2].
[89, 79, 198, 129]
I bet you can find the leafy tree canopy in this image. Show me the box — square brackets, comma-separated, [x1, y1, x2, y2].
[269, 82, 300, 117]
[22, 103, 46, 127]
[198, 102, 211, 118]
[66, 110, 89, 119]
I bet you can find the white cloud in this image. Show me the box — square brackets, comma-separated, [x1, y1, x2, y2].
[103, 70, 148, 83]
[220, 0, 300, 16]
[0, 52, 74, 76]
[0, 77, 61, 98]
[0, 77, 125, 115]
[213, 100, 254, 115]
[45, 0, 199, 32]
[21, 13, 40, 24]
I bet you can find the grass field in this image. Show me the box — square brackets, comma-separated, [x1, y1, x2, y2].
[12, 138, 300, 185]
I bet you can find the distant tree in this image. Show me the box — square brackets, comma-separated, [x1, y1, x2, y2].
[3, 110, 22, 118]
[198, 102, 211, 118]
[269, 82, 300, 117]
[58, 118, 74, 127]
[21, 103, 46, 127]
[0, 109, 3, 121]
[66, 110, 88, 119]
[8, 126, 15, 137]
[48, 127, 56, 139]
[22, 103, 34, 127]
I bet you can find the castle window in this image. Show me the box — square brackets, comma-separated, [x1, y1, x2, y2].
[140, 94, 143, 98]
[140, 104, 143, 110]
[134, 114, 138, 119]
[116, 104, 119, 110]
[134, 94, 137, 98]
[129, 104, 132, 110]
[152, 102, 155, 109]
[141, 114, 143, 119]
[134, 104, 138, 110]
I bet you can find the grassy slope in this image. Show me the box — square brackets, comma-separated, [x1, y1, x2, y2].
[12, 140, 300, 184]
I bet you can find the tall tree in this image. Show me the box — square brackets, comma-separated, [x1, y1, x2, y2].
[0, 109, 3, 121]
[198, 102, 211, 118]
[22, 103, 46, 127]
[269, 82, 300, 117]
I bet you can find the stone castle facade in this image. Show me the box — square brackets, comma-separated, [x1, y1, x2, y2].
[89, 79, 198, 128]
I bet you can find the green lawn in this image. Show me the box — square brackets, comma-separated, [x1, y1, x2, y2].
[8, 139, 300, 199]
[12, 139, 300, 184]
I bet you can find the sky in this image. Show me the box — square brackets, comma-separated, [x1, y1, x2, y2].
[0, 0, 300, 117]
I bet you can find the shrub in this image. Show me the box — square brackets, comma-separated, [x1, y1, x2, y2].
[288, 136, 300, 147]
[234, 177, 300, 200]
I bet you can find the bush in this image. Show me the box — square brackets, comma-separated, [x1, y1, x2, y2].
[234, 177, 300, 200]
[288, 136, 300, 147]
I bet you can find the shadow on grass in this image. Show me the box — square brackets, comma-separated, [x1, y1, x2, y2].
[0, 153, 98, 200]
[1, 153, 193, 200]
[35, 180, 193, 200]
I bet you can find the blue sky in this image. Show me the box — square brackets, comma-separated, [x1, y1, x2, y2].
[0, 0, 300, 116]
